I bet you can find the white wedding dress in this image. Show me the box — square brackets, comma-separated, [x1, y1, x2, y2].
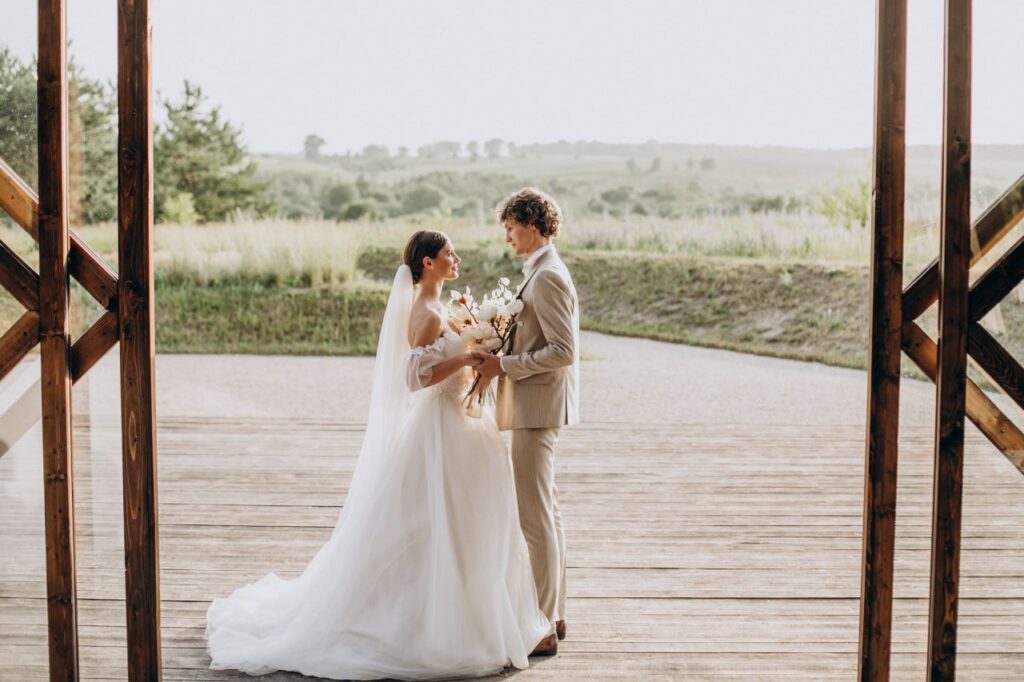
[205, 265, 550, 680]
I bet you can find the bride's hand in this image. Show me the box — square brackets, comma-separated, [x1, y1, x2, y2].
[463, 353, 484, 368]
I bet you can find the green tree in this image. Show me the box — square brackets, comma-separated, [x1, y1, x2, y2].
[0, 48, 117, 223]
[0, 47, 37, 190]
[321, 182, 358, 219]
[68, 60, 117, 224]
[338, 199, 382, 221]
[401, 184, 445, 214]
[484, 138, 503, 158]
[303, 134, 325, 160]
[601, 187, 632, 205]
[815, 178, 870, 229]
[155, 80, 272, 223]
[361, 144, 389, 160]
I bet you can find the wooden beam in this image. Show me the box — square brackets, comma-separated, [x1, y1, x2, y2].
[0, 238, 40, 310]
[118, 1, 162, 678]
[967, 232, 1024, 323]
[37, 1, 79, 679]
[0, 154, 118, 313]
[966, 323, 1024, 416]
[68, 234, 118, 312]
[903, 173, 1024, 322]
[0, 157, 39, 238]
[70, 310, 118, 384]
[928, 2, 971, 677]
[903, 322, 1024, 473]
[0, 310, 40, 383]
[859, 1, 906, 680]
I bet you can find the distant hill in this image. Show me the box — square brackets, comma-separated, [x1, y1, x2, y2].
[253, 142, 1023, 221]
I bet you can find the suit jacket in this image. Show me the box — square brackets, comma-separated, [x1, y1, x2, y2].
[495, 248, 581, 431]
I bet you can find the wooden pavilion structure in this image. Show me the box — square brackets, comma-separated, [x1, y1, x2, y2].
[0, 1, 159, 679]
[1, 0, 1023, 680]
[860, 1, 1024, 680]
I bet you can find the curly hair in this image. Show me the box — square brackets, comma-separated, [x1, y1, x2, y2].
[402, 230, 448, 284]
[496, 188, 562, 239]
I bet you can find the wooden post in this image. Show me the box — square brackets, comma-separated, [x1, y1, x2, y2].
[928, 0, 971, 679]
[37, 0, 78, 679]
[118, 0, 161, 678]
[858, 1, 906, 680]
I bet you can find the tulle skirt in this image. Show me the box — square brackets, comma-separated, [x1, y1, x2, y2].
[205, 387, 550, 680]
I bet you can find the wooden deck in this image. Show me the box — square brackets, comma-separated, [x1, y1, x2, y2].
[2, 331, 1024, 680]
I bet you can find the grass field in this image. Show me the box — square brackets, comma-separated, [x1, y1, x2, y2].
[3, 185, 1024, 379]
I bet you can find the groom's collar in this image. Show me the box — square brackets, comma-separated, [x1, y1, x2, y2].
[522, 243, 556, 276]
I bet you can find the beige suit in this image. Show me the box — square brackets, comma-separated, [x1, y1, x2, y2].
[496, 247, 580, 627]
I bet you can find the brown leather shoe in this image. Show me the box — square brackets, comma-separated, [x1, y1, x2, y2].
[530, 633, 558, 656]
[555, 620, 566, 641]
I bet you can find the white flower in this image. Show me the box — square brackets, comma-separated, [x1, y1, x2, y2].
[499, 277, 511, 286]
[450, 289, 461, 300]
[472, 322, 494, 340]
[506, 299, 524, 315]
[478, 303, 498, 322]
[480, 337, 503, 352]
[460, 329, 476, 345]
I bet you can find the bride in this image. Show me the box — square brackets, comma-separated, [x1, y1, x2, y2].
[205, 230, 551, 680]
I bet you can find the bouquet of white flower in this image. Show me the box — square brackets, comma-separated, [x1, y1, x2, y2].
[448, 277, 525, 414]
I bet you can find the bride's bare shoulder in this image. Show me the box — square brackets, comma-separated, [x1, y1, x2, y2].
[408, 301, 444, 348]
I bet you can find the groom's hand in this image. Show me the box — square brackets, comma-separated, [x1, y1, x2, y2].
[472, 352, 505, 379]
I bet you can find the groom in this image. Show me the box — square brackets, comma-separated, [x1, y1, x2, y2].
[474, 188, 580, 657]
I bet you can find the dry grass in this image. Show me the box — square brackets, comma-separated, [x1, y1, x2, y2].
[4, 207, 1020, 290]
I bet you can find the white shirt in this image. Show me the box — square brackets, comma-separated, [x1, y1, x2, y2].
[522, 243, 555, 276]
[501, 243, 556, 375]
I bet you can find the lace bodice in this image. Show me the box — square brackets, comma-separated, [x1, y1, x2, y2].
[407, 327, 471, 399]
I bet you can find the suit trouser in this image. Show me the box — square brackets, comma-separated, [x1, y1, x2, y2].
[511, 427, 567, 627]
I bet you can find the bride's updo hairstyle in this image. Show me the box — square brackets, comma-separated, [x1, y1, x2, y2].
[403, 230, 449, 284]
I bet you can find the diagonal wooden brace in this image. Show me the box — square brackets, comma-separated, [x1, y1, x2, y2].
[0, 310, 41, 383]
[903, 174, 1024, 322]
[966, 323, 1024, 413]
[0, 157, 119, 312]
[968, 231, 1024, 323]
[71, 310, 118, 384]
[0, 238, 40, 310]
[902, 321, 1024, 474]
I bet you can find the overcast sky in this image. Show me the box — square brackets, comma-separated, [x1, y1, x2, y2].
[2, 0, 1022, 154]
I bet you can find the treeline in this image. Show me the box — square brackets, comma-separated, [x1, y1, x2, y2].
[1, 43, 869, 228]
[261, 165, 815, 223]
[0, 47, 270, 224]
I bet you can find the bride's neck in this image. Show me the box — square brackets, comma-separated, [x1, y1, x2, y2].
[417, 277, 443, 301]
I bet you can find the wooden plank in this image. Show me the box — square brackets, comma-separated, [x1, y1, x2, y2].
[5, 340, 1024, 679]
[0, 238, 40, 310]
[967, 232, 1024, 323]
[117, 1, 161, 679]
[966, 323, 1024, 415]
[0, 310, 40, 382]
[859, 2, 907, 680]
[36, 0, 79, 679]
[70, 310, 118, 384]
[902, 322, 1024, 474]
[0, 157, 39, 238]
[929, 3, 972, 677]
[0, 146, 117, 313]
[903, 174, 1024, 322]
